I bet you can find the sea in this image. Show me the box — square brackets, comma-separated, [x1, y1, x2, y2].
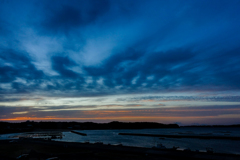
[1, 127, 240, 155]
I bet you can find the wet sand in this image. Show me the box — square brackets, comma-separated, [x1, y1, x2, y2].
[0, 139, 239, 160]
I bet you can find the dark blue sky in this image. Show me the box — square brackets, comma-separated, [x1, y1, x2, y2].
[0, 0, 240, 125]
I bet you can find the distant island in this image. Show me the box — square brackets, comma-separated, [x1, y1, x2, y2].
[0, 121, 179, 134]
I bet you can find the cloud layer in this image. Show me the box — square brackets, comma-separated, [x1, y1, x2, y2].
[0, 0, 240, 95]
[1, 0, 240, 124]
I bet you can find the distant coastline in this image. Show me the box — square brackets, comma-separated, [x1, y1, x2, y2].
[1, 121, 240, 135]
[0, 121, 179, 134]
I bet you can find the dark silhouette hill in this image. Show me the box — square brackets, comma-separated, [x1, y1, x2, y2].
[0, 121, 179, 134]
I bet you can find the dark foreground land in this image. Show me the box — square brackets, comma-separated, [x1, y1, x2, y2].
[0, 139, 239, 160]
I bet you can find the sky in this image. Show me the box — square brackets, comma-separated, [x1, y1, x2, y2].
[0, 0, 240, 125]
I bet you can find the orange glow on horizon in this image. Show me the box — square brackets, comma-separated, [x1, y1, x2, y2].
[1, 108, 240, 125]
[1, 114, 239, 122]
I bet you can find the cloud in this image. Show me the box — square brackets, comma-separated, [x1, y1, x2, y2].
[84, 48, 196, 90]
[1, 0, 240, 125]
[0, 0, 240, 96]
[51, 56, 79, 78]
[0, 19, 10, 36]
[0, 106, 31, 118]
[1, 39, 240, 95]
[81, 47, 212, 92]
[0, 97, 22, 102]
[40, 0, 110, 35]
[0, 48, 45, 93]
[126, 95, 240, 102]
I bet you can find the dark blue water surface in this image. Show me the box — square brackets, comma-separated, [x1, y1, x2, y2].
[1, 127, 239, 154]
[57, 127, 240, 154]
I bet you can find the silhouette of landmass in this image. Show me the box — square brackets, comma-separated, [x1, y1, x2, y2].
[0, 121, 179, 134]
[1, 121, 240, 135]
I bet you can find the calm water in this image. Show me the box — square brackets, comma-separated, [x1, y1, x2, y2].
[1, 127, 240, 154]
[57, 127, 240, 154]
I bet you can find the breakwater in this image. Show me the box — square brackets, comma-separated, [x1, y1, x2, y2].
[118, 133, 240, 140]
[70, 130, 87, 136]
